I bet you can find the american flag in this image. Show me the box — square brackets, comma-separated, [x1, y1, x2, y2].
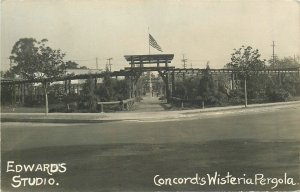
[149, 34, 163, 52]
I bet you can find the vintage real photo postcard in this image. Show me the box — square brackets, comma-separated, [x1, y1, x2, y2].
[1, 0, 300, 191]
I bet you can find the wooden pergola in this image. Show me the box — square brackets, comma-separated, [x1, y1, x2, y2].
[1, 51, 299, 105]
[124, 54, 175, 101]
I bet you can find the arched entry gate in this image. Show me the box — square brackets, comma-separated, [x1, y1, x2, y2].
[124, 54, 175, 102]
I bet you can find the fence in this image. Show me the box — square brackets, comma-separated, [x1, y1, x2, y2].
[97, 98, 135, 113]
[170, 97, 205, 109]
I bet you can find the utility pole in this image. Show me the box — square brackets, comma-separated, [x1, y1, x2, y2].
[272, 41, 275, 65]
[182, 54, 187, 68]
[107, 58, 113, 72]
[96, 57, 98, 70]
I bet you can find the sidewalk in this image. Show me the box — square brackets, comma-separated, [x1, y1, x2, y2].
[1, 100, 300, 123]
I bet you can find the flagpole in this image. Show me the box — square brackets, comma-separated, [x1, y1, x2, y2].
[148, 27, 152, 96]
[148, 27, 150, 55]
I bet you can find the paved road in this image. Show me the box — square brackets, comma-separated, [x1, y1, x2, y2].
[1, 105, 300, 191]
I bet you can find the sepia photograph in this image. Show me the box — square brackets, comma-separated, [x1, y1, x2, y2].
[1, 0, 300, 191]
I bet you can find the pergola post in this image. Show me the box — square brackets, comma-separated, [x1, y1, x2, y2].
[231, 72, 235, 90]
[171, 70, 175, 96]
[21, 83, 25, 104]
[77, 82, 80, 95]
[64, 80, 68, 94]
[94, 78, 97, 89]
[34, 86, 37, 100]
[68, 79, 71, 94]
[165, 61, 170, 102]
[18, 84, 21, 104]
[278, 72, 282, 85]
[11, 82, 16, 106]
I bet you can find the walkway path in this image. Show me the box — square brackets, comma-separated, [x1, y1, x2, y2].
[133, 94, 165, 112]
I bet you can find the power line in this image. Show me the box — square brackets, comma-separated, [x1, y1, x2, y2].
[107, 58, 113, 72]
[181, 54, 187, 69]
[272, 41, 275, 65]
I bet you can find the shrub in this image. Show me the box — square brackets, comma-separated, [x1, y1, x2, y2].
[267, 88, 291, 102]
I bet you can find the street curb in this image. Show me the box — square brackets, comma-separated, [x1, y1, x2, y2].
[182, 100, 300, 115]
[1, 100, 300, 123]
[1, 118, 121, 124]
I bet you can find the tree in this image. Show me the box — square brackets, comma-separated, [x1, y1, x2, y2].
[9, 38, 65, 114]
[96, 72, 115, 102]
[65, 61, 79, 69]
[266, 56, 300, 100]
[64, 61, 88, 69]
[268, 56, 300, 69]
[198, 64, 215, 102]
[114, 80, 130, 100]
[227, 46, 266, 107]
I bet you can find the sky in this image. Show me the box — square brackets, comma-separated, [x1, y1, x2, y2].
[1, 0, 300, 72]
